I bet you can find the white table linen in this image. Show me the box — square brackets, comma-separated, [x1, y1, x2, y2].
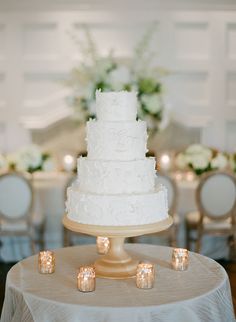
[1, 244, 235, 322]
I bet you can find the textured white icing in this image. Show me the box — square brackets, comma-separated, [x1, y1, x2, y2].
[78, 157, 156, 194]
[96, 90, 137, 122]
[66, 184, 168, 226]
[65, 90, 168, 227]
[87, 120, 147, 161]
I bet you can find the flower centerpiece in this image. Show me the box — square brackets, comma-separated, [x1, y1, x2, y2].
[0, 145, 54, 173]
[175, 144, 228, 175]
[66, 25, 169, 134]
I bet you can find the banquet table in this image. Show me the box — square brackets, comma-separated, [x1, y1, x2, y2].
[0, 172, 229, 262]
[1, 244, 235, 322]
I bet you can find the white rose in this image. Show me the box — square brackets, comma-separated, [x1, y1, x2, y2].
[202, 147, 213, 161]
[175, 153, 188, 169]
[211, 153, 228, 169]
[191, 154, 209, 170]
[108, 66, 131, 91]
[19, 145, 42, 170]
[15, 158, 29, 172]
[141, 94, 162, 114]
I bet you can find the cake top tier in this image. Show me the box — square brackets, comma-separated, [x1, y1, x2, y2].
[96, 90, 137, 122]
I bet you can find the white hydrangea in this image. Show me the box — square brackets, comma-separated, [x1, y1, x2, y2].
[141, 93, 162, 114]
[175, 153, 188, 169]
[186, 144, 204, 154]
[211, 153, 228, 170]
[17, 145, 42, 171]
[186, 144, 212, 161]
[191, 154, 209, 170]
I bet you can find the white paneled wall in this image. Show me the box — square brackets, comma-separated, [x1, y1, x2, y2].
[0, 9, 236, 151]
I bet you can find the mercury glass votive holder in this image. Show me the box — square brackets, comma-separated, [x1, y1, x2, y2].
[38, 250, 55, 274]
[136, 262, 155, 289]
[172, 248, 189, 271]
[96, 236, 110, 254]
[77, 266, 96, 292]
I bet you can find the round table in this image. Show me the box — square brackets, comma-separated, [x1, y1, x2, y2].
[1, 244, 235, 322]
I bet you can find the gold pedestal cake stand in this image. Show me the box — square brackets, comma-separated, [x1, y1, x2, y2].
[63, 215, 173, 279]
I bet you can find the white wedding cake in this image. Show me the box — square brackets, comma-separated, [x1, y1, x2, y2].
[66, 91, 168, 226]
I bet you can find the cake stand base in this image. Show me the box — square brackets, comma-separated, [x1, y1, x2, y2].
[63, 215, 173, 279]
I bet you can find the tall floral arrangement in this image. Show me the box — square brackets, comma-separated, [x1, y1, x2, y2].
[66, 24, 169, 133]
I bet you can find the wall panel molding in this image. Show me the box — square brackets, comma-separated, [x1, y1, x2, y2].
[0, 10, 235, 150]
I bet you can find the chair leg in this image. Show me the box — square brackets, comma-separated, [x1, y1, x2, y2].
[63, 227, 71, 247]
[229, 235, 236, 261]
[195, 230, 202, 253]
[169, 226, 177, 247]
[39, 222, 46, 251]
[30, 235, 36, 255]
[185, 224, 191, 251]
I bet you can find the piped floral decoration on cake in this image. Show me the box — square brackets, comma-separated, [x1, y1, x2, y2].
[65, 24, 169, 134]
[0, 145, 55, 173]
[175, 144, 229, 175]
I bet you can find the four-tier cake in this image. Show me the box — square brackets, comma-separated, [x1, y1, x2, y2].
[66, 91, 168, 226]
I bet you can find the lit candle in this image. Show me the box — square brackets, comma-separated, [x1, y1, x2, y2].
[77, 266, 96, 292]
[38, 251, 55, 274]
[136, 262, 155, 289]
[174, 171, 183, 181]
[160, 153, 171, 171]
[62, 154, 75, 172]
[185, 171, 195, 182]
[172, 248, 189, 271]
[96, 236, 110, 254]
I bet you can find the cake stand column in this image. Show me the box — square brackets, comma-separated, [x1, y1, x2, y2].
[94, 237, 139, 279]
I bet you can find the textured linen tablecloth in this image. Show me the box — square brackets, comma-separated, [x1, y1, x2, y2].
[1, 244, 235, 322]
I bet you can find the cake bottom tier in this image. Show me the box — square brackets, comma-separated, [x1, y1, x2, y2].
[66, 184, 168, 226]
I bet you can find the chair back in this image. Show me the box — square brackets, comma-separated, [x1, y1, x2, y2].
[0, 172, 33, 222]
[197, 171, 236, 221]
[155, 173, 178, 216]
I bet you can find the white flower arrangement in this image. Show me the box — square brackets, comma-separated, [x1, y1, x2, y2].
[175, 144, 229, 175]
[66, 24, 169, 134]
[0, 145, 54, 173]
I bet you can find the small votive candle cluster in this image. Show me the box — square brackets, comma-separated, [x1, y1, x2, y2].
[172, 248, 189, 271]
[38, 251, 55, 274]
[77, 266, 96, 292]
[136, 262, 155, 289]
[96, 236, 110, 254]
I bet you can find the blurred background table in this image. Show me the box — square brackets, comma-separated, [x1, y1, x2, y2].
[1, 244, 235, 322]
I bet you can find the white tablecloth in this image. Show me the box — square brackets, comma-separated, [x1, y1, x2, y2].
[1, 244, 235, 322]
[0, 173, 229, 262]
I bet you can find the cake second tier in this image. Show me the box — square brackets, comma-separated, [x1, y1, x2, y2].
[87, 119, 147, 161]
[78, 157, 156, 194]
